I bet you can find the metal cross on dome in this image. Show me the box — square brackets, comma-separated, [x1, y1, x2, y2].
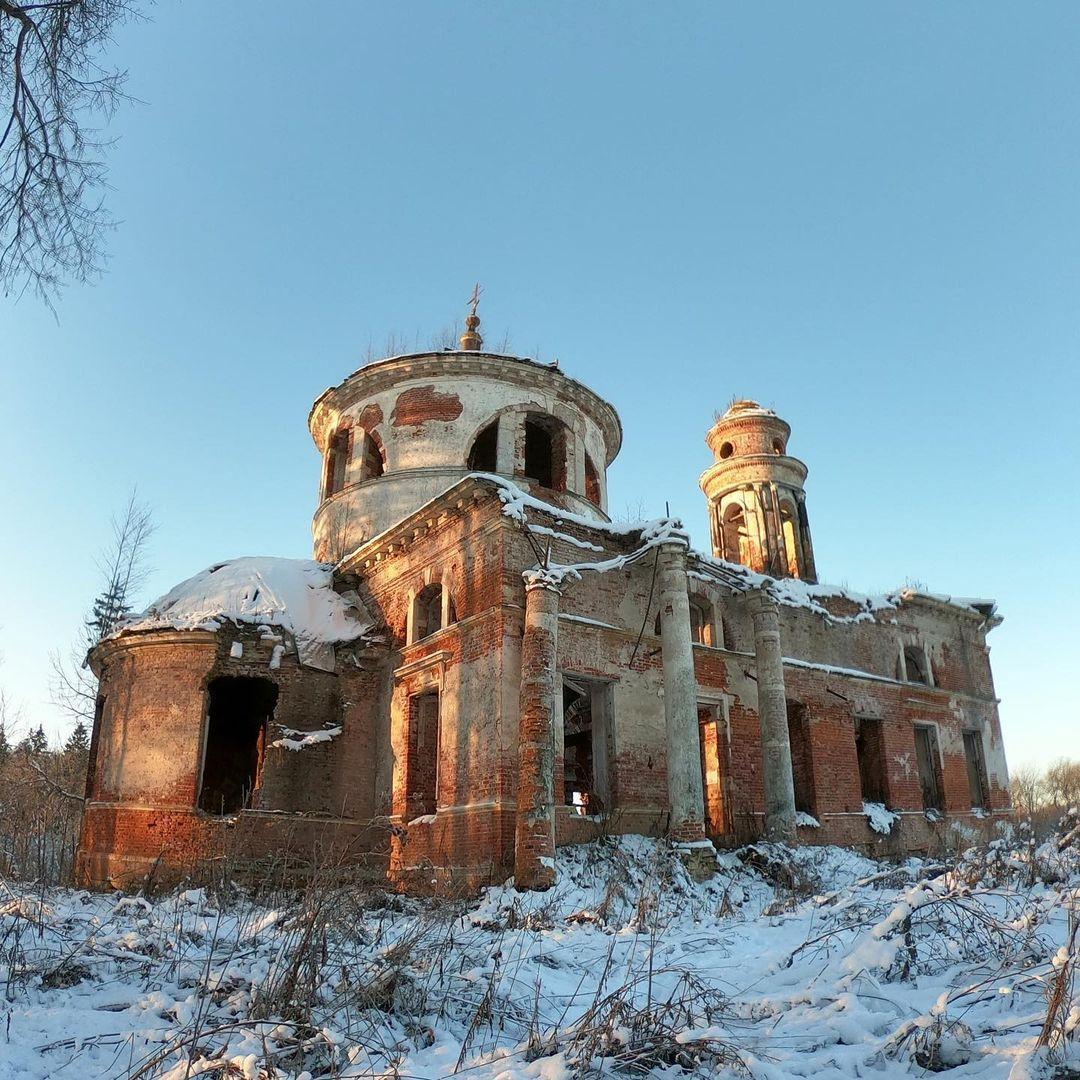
[467, 282, 483, 317]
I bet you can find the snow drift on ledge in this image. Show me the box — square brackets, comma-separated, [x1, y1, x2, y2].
[110, 557, 372, 671]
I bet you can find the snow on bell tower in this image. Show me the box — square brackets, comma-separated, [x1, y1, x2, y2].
[699, 400, 817, 582]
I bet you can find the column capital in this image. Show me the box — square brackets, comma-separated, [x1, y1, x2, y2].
[746, 586, 780, 616]
[523, 570, 563, 595]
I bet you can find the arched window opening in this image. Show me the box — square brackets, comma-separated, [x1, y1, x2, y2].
[904, 645, 930, 685]
[199, 676, 277, 816]
[324, 427, 351, 499]
[523, 415, 567, 491]
[688, 596, 715, 647]
[468, 420, 499, 472]
[772, 438, 785, 455]
[359, 431, 384, 481]
[412, 584, 444, 643]
[721, 503, 749, 565]
[719, 441, 734, 459]
[584, 452, 601, 506]
[780, 503, 803, 578]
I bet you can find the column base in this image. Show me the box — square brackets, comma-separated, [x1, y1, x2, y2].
[674, 839, 718, 882]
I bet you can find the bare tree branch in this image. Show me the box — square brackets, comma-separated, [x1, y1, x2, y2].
[0, 0, 142, 306]
[26, 755, 85, 803]
[50, 487, 155, 722]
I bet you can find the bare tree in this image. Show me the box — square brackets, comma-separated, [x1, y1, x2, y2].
[1010, 764, 1046, 817]
[0, 0, 140, 305]
[51, 489, 155, 722]
[1044, 758, 1080, 810]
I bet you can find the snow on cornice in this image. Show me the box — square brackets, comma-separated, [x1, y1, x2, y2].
[479, 475, 995, 623]
[108, 557, 374, 671]
[337, 473, 996, 625]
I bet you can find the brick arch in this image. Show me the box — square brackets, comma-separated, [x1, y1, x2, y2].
[406, 565, 460, 645]
[358, 427, 386, 481]
[323, 418, 355, 499]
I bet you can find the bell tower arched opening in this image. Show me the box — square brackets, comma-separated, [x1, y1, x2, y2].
[523, 414, 568, 492]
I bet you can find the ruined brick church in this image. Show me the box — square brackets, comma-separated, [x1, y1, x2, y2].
[76, 302, 1011, 891]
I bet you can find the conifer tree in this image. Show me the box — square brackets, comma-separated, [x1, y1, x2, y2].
[64, 721, 89, 756]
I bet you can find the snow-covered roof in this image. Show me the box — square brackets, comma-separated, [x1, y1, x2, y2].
[109, 557, 374, 671]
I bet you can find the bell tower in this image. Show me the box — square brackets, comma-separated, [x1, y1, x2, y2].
[699, 400, 817, 582]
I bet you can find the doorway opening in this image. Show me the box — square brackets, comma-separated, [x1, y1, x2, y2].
[199, 676, 277, 815]
[561, 677, 613, 815]
[698, 703, 728, 836]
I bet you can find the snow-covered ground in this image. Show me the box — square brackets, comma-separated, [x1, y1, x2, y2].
[2, 825, 1078, 1079]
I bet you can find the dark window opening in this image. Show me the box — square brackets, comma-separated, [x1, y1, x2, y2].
[904, 646, 930, 685]
[963, 730, 989, 809]
[786, 700, 817, 814]
[699, 704, 728, 836]
[405, 691, 439, 819]
[413, 584, 443, 642]
[199, 676, 277, 815]
[467, 420, 499, 472]
[689, 598, 714, 646]
[772, 438, 785, 455]
[721, 617, 736, 651]
[523, 415, 567, 491]
[86, 695, 105, 800]
[324, 427, 351, 498]
[562, 678, 612, 815]
[719, 441, 734, 459]
[914, 724, 943, 811]
[359, 431, 384, 481]
[854, 716, 887, 804]
[584, 453, 601, 506]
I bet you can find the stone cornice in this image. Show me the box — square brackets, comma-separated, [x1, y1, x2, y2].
[699, 454, 809, 495]
[89, 628, 217, 676]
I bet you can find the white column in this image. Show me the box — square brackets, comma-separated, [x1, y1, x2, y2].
[748, 588, 797, 841]
[657, 541, 706, 841]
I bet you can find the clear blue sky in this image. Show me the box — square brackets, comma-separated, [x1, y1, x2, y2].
[2, 3, 1077, 770]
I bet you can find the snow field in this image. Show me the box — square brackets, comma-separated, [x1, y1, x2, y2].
[1, 823, 1077, 1079]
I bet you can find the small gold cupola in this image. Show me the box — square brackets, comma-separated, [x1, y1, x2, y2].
[459, 283, 484, 350]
